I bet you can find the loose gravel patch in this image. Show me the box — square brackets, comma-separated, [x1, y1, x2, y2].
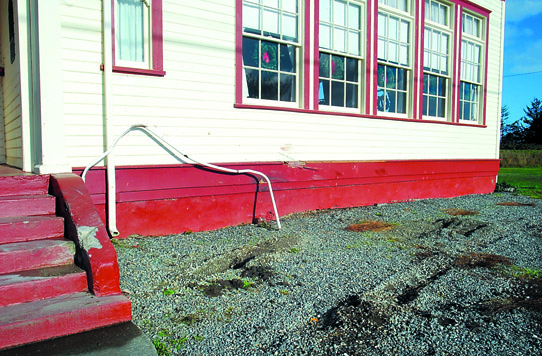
[115, 193, 542, 355]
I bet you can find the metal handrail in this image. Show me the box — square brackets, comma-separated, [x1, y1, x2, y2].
[82, 124, 282, 232]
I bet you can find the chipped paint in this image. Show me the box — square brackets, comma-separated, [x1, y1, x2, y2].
[77, 226, 102, 251]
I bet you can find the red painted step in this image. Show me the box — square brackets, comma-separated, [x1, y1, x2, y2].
[0, 238, 75, 275]
[0, 174, 49, 197]
[0, 195, 56, 218]
[0, 215, 64, 245]
[0, 264, 88, 307]
[0, 292, 132, 350]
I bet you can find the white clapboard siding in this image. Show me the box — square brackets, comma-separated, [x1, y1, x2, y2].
[59, 0, 504, 168]
[0, 2, 23, 168]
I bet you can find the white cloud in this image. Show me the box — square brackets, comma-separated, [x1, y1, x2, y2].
[505, 0, 542, 22]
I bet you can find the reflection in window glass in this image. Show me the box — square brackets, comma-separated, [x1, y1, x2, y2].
[242, 0, 299, 103]
[377, 64, 407, 114]
[319, 0, 364, 109]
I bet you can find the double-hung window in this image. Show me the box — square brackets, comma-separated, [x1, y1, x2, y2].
[241, 0, 300, 105]
[377, 0, 412, 115]
[318, 0, 365, 110]
[459, 12, 483, 122]
[112, 0, 164, 76]
[422, 0, 451, 120]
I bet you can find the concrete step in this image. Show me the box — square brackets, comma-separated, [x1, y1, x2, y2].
[0, 215, 64, 245]
[0, 195, 56, 218]
[0, 264, 88, 308]
[0, 292, 132, 350]
[0, 174, 49, 197]
[0, 322, 157, 356]
[0, 238, 75, 275]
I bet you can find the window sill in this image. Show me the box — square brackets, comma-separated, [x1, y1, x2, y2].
[100, 64, 166, 77]
[234, 103, 487, 127]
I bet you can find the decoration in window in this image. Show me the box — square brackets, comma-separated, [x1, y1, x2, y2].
[242, 0, 299, 103]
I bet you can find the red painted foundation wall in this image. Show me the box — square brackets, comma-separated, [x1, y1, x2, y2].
[73, 160, 500, 238]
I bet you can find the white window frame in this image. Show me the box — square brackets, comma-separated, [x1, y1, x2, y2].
[459, 11, 484, 123]
[318, 0, 366, 113]
[422, 0, 452, 121]
[241, 0, 302, 109]
[376, 2, 413, 117]
[114, 0, 152, 70]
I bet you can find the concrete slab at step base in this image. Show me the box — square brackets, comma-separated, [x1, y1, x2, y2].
[0, 322, 157, 356]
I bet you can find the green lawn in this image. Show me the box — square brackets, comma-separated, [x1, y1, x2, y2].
[498, 167, 542, 199]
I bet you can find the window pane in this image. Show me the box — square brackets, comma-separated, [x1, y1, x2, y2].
[346, 57, 358, 82]
[429, 96, 437, 116]
[245, 68, 259, 98]
[320, 24, 331, 49]
[400, 21, 409, 43]
[387, 91, 397, 112]
[440, 5, 447, 26]
[282, 13, 297, 41]
[397, 68, 406, 90]
[243, 3, 261, 32]
[261, 41, 278, 70]
[378, 39, 386, 60]
[263, 8, 279, 36]
[283, 0, 297, 13]
[349, 3, 361, 30]
[320, 0, 331, 22]
[378, 13, 387, 37]
[422, 95, 428, 115]
[438, 98, 446, 117]
[389, 17, 398, 40]
[429, 75, 437, 95]
[348, 31, 360, 56]
[319, 79, 330, 104]
[261, 71, 278, 100]
[334, 27, 346, 52]
[117, 0, 145, 62]
[389, 42, 398, 63]
[242, 37, 260, 67]
[332, 81, 345, 106]
[280, 44, 295, 72]
[437, 77, 446, 96]
[280, 74, 295, 102]
[346, 83, 358, 108]
[386, 66, 396, 89]
[334, 0, 347, 26]
[400, 45, 408, 66]
[319, 52, 331, 78]
[431, 2, 439, 23]
[397, 91, 406, 113]
[377, 64, 385, 87]
[423, 74, 429, 94]
[331, 55, 345, 80]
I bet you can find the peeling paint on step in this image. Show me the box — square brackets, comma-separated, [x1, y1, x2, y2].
[77, 226, 102, 251]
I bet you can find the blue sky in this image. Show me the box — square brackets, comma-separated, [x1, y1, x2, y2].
[502, 0, 542, 123]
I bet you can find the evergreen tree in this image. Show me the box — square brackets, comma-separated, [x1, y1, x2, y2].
[522, 98, 542, 144]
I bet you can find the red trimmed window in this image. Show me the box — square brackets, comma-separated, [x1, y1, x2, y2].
[422, 0, 452, 120]
[111, 0, 165, 76]
[376, 0, 413, 116]
[459, 11, 484, 122]
[318, 0, 367, 110]
[241, 0, 301, 106]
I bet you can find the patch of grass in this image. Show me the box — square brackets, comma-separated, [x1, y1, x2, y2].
[498, 167, 542, 199]
[288, 247, 300, 253]
[172, 337, 188, 350]
[242, 279, 254, 289]
[163, 288, 177, 296]
[279, 289, 289, 295]
[509, 265, 542, 279]
[153, 339, 172, 356]
[193, 335, 205, 341]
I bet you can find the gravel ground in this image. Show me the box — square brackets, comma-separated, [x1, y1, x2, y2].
[114, 192, 542, 355]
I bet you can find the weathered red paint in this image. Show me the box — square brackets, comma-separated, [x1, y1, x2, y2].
[0, 195, 56, 219]
[0, 171, 49, 196]
[49, 174, 122, 296]
[0, 238, 75, 275]
[0, 264, 88, 308]
[0, 292, 131, 350]
[74, 159, 500, 238]
[0, 215, 64, 244]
